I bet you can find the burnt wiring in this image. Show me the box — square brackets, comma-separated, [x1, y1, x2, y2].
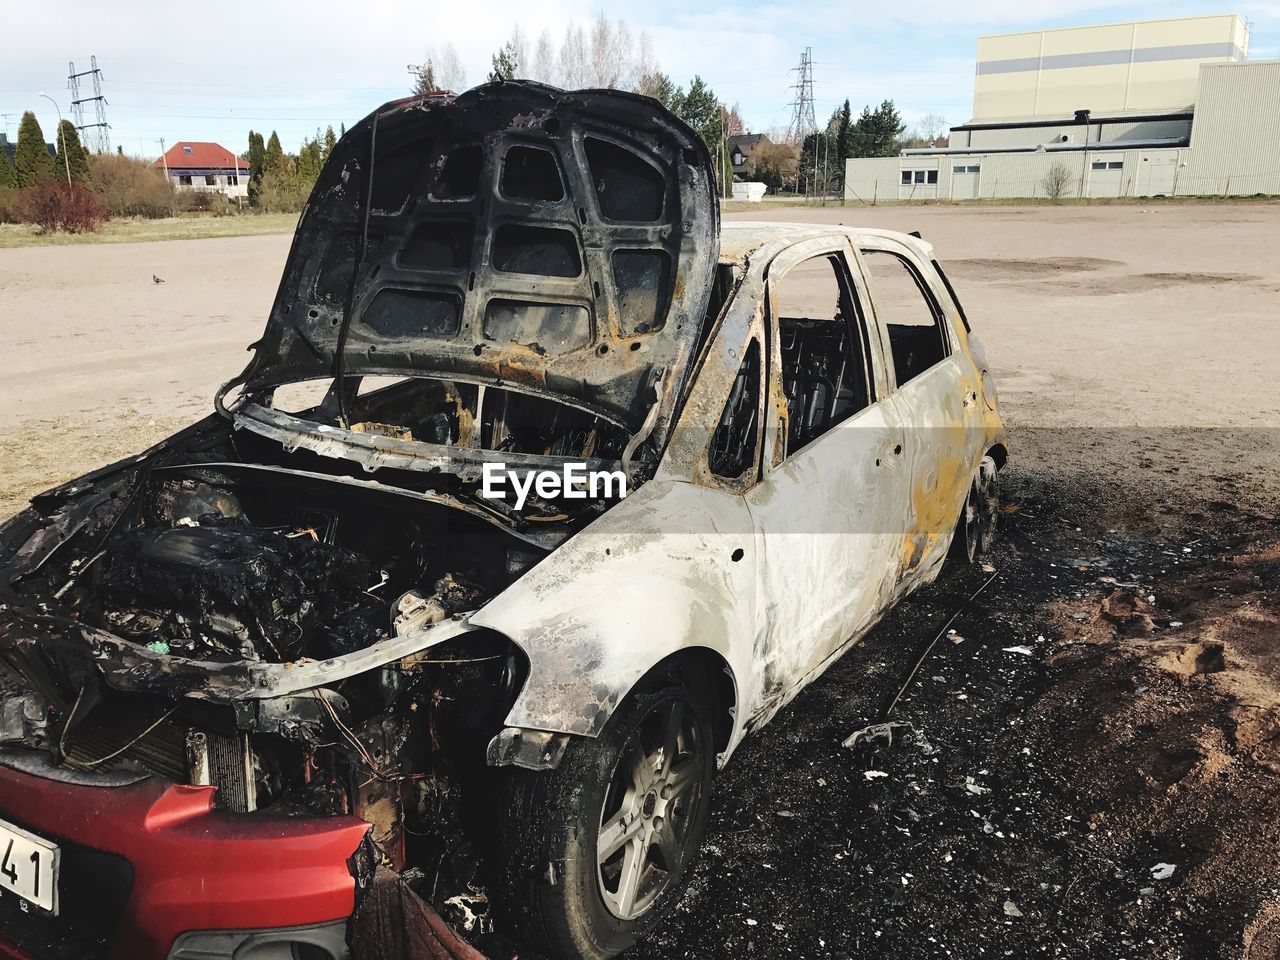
[884, 569, 999, 718]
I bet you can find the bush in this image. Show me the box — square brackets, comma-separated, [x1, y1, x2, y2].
[89, 154, 176, 218]
[177, 189, 232, 216]
[16, 182, 107, 233]
[0, 186, 20, 224]
[1041, 162, 1074, 202]
[254, 169, 311, 213]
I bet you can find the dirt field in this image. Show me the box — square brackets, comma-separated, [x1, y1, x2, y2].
[2, 203, 1278, 958]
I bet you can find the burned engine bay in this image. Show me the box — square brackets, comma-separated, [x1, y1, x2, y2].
[0, 400, 612, 900]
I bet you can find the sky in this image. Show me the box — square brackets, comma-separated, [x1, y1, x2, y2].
[2, 0, 1278, 159]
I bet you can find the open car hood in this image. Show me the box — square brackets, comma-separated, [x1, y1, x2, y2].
[235, 81, 721, 437]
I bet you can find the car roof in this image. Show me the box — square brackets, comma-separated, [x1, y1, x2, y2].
[719, 221, 937, 266]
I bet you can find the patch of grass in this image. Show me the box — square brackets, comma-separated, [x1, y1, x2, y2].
[0, 213, 301, 248]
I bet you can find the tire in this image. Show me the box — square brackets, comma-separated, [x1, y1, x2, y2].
[950, 453, 999, 566]
[492, 685, 715, 960]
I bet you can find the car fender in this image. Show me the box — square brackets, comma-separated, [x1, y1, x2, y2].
[470, 477, 757, 743]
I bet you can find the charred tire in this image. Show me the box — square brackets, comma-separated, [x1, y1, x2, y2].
[951, 454, 999, 566]
[493, 685, 715, 960]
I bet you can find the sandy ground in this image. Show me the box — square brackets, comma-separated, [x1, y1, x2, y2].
[2, 203, 1277, 519]
[2, 204, 1279, 958]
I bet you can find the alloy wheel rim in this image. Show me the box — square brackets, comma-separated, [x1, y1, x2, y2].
[597, 698, 703, 921]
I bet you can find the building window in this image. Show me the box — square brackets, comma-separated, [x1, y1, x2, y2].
[1092, 160, 1124, 171]
[926, 170, 938, 184]
[955, 164, 980, 174]
[901, 170, 911, 185]
[205, 174, 217, 186]
[227, 174, 238, 186]
[182, 146, 193, 154]
[178, 174, 192, 186]
[1108, 161, 1123, 170]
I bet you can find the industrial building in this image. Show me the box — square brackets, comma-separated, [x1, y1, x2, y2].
[844, 14, 1280, 201]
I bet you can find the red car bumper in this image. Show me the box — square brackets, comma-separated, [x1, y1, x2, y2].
[0, 760, 369, 960]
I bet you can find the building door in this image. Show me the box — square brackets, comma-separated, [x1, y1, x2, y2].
[1136, 154, 1178, 197]
[951, 164, 980, 200]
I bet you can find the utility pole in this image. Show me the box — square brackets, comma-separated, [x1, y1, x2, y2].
[158, 139, 168, 181]
[67, 56, 111, 154]
[0, 114, 12, 140]
[785, 47, 818, 198]
[38, 92, 72, 187]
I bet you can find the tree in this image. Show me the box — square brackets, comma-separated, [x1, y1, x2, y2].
[15, 112, 56, 187]
[725, 103, 746, 137]
[0, 149, 17, 189]
[56, 120, 91, 184]
[1041, 162, 1073, 201]
[411, 60, 438, 96]
[489, 41, 519, 82]
[322, 126, 338, 161]
[636, 71, 677, 108]
[422, 42, 465, 92]
[848, 100, 905, 159]
[917, 113, 948, 146]
[531, 29, 557, 84]
[751, 142, 798, 192]
[247, 130, 266, 204]
[264, 131, 287, 175]
[295, 135, 324, 183]
[559, 22, 588, 88]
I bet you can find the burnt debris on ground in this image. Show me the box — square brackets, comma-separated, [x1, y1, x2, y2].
[481, 464, 1280, 960]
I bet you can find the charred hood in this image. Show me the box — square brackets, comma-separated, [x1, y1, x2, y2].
[236, 81, 721, 438]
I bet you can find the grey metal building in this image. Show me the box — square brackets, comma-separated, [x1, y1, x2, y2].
[845, 15, 1280, 201]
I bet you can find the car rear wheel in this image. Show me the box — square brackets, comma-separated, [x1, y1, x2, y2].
[493, 685, 714, 960]
[952, 453, 999, 565]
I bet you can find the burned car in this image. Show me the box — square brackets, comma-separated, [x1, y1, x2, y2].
[0, 82, 1005, 960]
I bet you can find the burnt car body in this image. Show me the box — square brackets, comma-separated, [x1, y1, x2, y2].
[0, 82, 1005, 960]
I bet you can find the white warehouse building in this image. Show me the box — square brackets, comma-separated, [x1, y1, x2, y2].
[845, 14, 1280, 201]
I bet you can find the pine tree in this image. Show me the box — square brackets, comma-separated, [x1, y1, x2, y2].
[264, 131, 286, 175]
[412, 61, 438, 96]
[489, 41, 519, 82]
[322, 126, 337, 161]
[56, 120, 91, 184]
[0, 150, 16, 189]
[15, 112, 56, 187]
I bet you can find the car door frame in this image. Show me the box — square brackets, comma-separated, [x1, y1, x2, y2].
[738, 236, 915, 729]
[849, 236, 979, 593]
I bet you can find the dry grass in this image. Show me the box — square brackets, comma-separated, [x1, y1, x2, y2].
[0, 213, 300, 248]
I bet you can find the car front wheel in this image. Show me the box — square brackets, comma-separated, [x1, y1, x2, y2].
[494, 684, 714, 960]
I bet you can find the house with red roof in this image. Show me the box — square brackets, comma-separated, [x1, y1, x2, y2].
[154, 142, 248, 199]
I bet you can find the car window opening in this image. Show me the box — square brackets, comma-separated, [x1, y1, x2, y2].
[861, 249, 949, 386]
[774, 255, 873, 456]
[708, 338, 761, 480]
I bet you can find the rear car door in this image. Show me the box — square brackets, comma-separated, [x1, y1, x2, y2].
[854, 239, 974, 587]
[743, 240, 911, 719]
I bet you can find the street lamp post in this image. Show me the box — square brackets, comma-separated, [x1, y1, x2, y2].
[38, 92, 72, 188]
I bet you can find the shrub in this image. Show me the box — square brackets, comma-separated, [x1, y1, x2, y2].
[177, 188, 232, 216]
[16, 181, 107, 233]
[89, 154, 176, 218]
[0, 187, 20, 224]
[254, 168, 311, 213]
[1041, 162, 1073, 202]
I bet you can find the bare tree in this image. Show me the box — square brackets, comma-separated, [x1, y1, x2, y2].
[917, 113, 949, 145]
[589, 14, 630, 88]
[559, 22, 588, 89]
[424, 42, 466, 92]
[532, 29, 557, 85]
[508, 26, 528, 79]
[1041, 161, 1073, 201]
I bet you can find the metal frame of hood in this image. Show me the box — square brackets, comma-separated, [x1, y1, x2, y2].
[232, 81, 721, 453]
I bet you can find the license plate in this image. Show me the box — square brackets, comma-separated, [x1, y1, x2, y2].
[0, 817, 58, 914]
